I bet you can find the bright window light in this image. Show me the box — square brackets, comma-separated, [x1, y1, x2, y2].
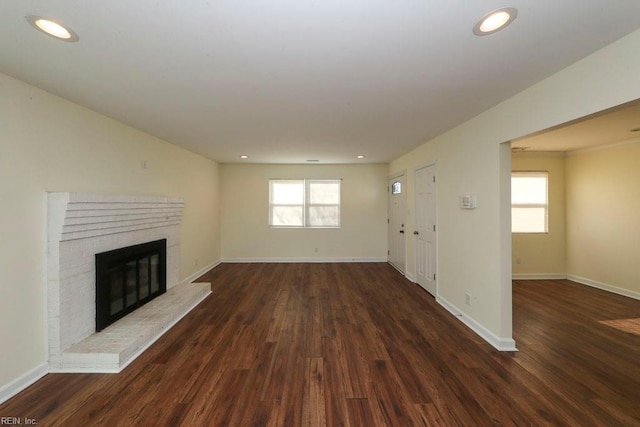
[269, 179, 341, 228]
[511, 172, 548, 233]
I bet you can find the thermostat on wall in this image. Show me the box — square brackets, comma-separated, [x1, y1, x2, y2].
[460, 194, 478, 209]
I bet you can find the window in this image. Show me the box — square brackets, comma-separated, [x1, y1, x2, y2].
[511, 172, 548, 233]
[391, 181, 402, 194]
[269, 179, 341, 227]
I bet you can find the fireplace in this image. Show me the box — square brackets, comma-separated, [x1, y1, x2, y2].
[46, 193, 212, 373]
[47, 192, 185, 370]
[95, 239, 167, 331]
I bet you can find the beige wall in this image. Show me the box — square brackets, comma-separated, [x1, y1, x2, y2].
[390, 29, 640, 347]
[0, 73, 220, 389]
[220, 163, 388, 261]
[511, 152, 566, 277]
[511, 146, 640, 299]
[565, 140, 640, 296]
[390, 131, 513, 346]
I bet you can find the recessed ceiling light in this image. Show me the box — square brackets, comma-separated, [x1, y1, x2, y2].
[239, 155, 249, 159]
[26, 15, 79, 42]
[356, 155, 366, 159]
[473, 8, 517, 36]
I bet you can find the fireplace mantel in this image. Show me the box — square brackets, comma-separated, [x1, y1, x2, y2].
[49, 193, 184, 242]
[46, 192, 188, 370]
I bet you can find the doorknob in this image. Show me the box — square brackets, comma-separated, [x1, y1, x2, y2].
[413, 231, 419, 235]
[399, 230, 405, 234]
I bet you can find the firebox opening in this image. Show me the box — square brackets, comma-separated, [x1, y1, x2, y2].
[95, 239, 167, 331]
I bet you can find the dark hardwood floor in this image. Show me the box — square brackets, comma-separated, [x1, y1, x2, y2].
[1, 263, 639, 426]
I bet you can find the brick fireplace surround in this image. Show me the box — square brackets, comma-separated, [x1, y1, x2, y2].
[46, 193, 210, 372]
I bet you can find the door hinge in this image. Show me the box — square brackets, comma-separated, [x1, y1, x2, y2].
[433, 176, 436, 183]
[433, 274, 436, 280]
[387, 218, 390, 224]
[433, 225, 436, 231]
[388, 250, 390, 255]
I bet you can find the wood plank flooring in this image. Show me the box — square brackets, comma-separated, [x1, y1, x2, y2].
[1, 264, 639, 426]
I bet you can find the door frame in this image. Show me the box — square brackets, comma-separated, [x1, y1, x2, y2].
[388, 171, 407, 273]
[414, 162, 437, 295]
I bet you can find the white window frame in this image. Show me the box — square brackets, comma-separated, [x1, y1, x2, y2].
[511, 171, 548, 234]
[269, 179, 341, 228]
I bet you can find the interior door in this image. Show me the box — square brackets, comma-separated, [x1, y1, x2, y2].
[415, 165, 436, 295]
[388, 175, 406, 273]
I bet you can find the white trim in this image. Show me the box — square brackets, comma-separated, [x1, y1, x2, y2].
[42, 192, 50, 368]
[567, 274, 640, 301]
[222, 257, 387, 263]
[0, 363, 49, 405]
[437, 296, 518, 352]
[512, 273, 567, 280]
[405, 272, 416, 282]
[388, 260, 405, 275]
[499, 143, 514, 344]
[181, 259, 221, 285]
[388, 173, 407, 274]
[49, 367, 119, 374]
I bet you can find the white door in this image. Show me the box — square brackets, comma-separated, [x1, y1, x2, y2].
[415, 165, 436, 295]
[388, 175, 406, 273]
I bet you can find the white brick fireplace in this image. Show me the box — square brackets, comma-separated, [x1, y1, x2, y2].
[46, 192, 210, 372]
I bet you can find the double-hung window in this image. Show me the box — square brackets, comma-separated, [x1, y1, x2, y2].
[511, 171, 548, 233]
[269, 179, 341, 228]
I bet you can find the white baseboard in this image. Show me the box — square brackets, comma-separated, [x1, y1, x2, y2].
[0, 363, 48, 405]
[181, 259, 221, 285]
[221, 257, 387, 263]
[512, 273, 567, 280]
[567, 274, 640, 301]
[405, 272, 416, 282]
[436, 296, 518, 352]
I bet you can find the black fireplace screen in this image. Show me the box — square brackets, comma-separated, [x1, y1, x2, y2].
[95, 239, 167, 331]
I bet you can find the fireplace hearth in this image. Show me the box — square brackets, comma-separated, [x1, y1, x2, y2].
[95, 239, 167, 331]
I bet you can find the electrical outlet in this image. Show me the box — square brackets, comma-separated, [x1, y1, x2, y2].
[465, 293, 471, 306]
[516, 257, 521, 265]
[314, 247, 319, 253]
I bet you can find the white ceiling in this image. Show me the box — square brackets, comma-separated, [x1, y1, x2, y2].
[513, 100, 640, 152]
[2, 1, 640, 164]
